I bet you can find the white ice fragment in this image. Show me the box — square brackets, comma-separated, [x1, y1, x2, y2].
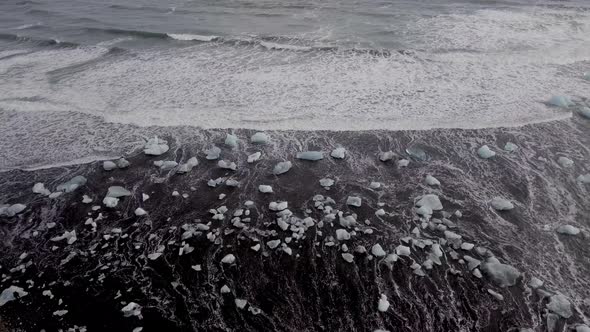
[491, 197, 514, 211]
[579, 107, 590, 119]
[346, 196, 362, 207]
[528, 277, 543, 289]
[176, 157, 199, 174]
[247, 152, 261, 163]
[342, 253, 354, 263]
[556, 224, 580, 235]
[251, 243, 260, 252]
[481, 258, 521, 287]
[320, 178, 334, 188]
[330, 147, 346, 159]
[487, 289, 504, 301]
[142, 194, 149, 202]
[397, 159, 409, 167]
[369, 182, 381, 189]
[205, 146, 221, 160]
[504, 142, 518, 152]
[225, 134, 239, 148]
[103, 161, 117, 171]
[395, 245, 411, 256]
[477, 145, 496, 159]
[220, 285, 231, 294]
[235, 299, 248, 309]
[33, 183, 51, 196]
[82, 195, 93, 203]
[379, 151, 395, 162]
[134, 208, 147, 216]
[225, 179, 239, 187]
[250, 132, 269, 144]
[269, 201, 288, 211]
[103, 196, 119, 208]
[48, 192, 62, 199]
[50, 230, 77, 244]
[547, 95, 573, 108]
[191, 265, 202, 272]
[282, 246, 293, 255]
[273, 161, 292, 175]
[258, 185, 273, 193]
[0, 204, 27, 217]
[371, 244, 386, 257]
[267, 240, 281, 249]
[53, 310, 68, 316]
[546, 294, 572, 318]
[121, 302, 142, 318]
[336, 229, 351, 241]
[416, 194, 443, 211]
[557, 156, 574, 168]
[0, 286, 28, 306]
[221, 254, 236, 264]
[377, 294, 390, 312]
[576, 325, 590, 332]
[375, 209, 386, 217]
[56, 175, 87, 193]
[116, 158, 130, 168]
[107, 186, 132, 198]
[144, 136, 169, 156]
[425, 175, 440, 186]
[218, 160, 237, 171]
[460, 242, 475, 250]
[296, 151, 324, 161]
[577, 174, 590, 184]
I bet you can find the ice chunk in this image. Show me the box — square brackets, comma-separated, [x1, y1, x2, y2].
[330, 147, 346, 159]
[579, 107, 590, 119]
[546, 294, 572, 318]
[375, 209, 386, 217]
[369, 182, 381, 189]
[144, 136, 169, 156]
[425, 175, 440, 186]
[121, 302, 142, 318]
[56, 175, 87, 192]
[576, 325, 590, 332]
[416, 194, 443, 211]
[481, 258, 521, 287]
[154, 160, 178, 170]
[50, 230, 77, 244]
[176, 157, 198, 174]
[504, 142, 518, 152]
[225, 179, 239, 187]
[258, 185, 273, 193]
[218, 160, 237, 171]
[487, 289, 504, 301]
[134, 208, 147, 216]
[267, 240, 281, 249]
[395, 245, 411, 256]
[221, 254, 236, 264]
[557, 156, 574, 168]
[491, 197, 514, 211]
[82, 195, 93, 203]
[397, 159, 410, 167]
[379, 151, 395, 162]
[556, 224, 580, 235]
[371, 244, 386, 257]
[477, 145, 496, 159]
[251, 243, 260, 252]
[0, 204, 27, 217]
[578, 174, 590, 184]
[547, 95, 573, 108]
[220, 285, 231, 294]
[320, 178, 334, 188]
[0, 286, 28, 306]
[342, 253, 354, 263]
[48, 192, 62, 199]
[235, 299, 247, 309]
[248, 152, 262, 163]
[406, 146, 428, 161]
[116, 158, 130, 168]
[377, 294, 390, 312]
[461, 242, 475, 250]
[250, 132, 269, 144]
[225, 134, 239, 148]
[346, 196, 362, 207]
[142, 194, 149, 201]
[336, 229, 351, 241]
[296, 151, 324, 161]
[269, 201, 288, 211]
[107, 186, 132, 198]
[528, 277, 543, 289]
[273, 161, 292, 175]
[103, 197, 119, 208]
[205, 146, 221, 160]
[103, 160, 117, 171]
[32, 183, 51, 196]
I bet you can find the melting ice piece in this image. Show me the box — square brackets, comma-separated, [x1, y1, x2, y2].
[220, 285, 231, 294]
[377, 294, 390, 312]
[273, 161, 292, 175]
[346, 196, 362, 207]
[477, 145, 496, 159]
[481, 257, 521, 287]
[205, 146, 221, 160]
[330, 147, 346, 159]
[177, 157, 199, 174]
[82, 195, 93, 204]
[547, 95, 573, 108]
[416, 194, 443, 211]
[221, 254, 236, 264]
[320, 178, 334, 188]
[103, 197, 119, 208]
[504, 142, 518, 152]
[107, 186, 132, 198]
[247, 152, 262, 163]
[121, 302, 142, 318]
[491, 197, 514, 211]
[144, 136, 169, 156]
[32, 183, 51, 196]
[56, 175, 87, 193]
[379, 151, 395, 162]
[425, 175, 440, 186]
[218, 160, 237, 170]
[225, 134, 239, 148]
[116, 158, 130, 168]
[578, 174, 590, 184]
[258, 185, 273, 193]
[397, 159, 409, 167]
[369, 182, 381, 189]
[235, 299, 247, 309]
[250, 132, 269, 144]
[557, 156, 574, 168]
[371, 244, 386, 257]
[103, 161, 117, 171]
[0, 286, 28, 306]
[336, 229, 351, 241]
[50, 230, 77, 244]
[395, 245, 411, 256]
[134, 208, 147, 216]
[296, 151, 324, 161]
[406, 146, 427, 161]
[487, 289, 504, 301]
[0, 204, 26, 217]
[267, 240, 281, 249]
[225, 179, 239, 187]
[556, 224, 580, 235]
[154, 160, 178, 170]
[342, 253, 354, 263]
[578, 107, 590, 119]
[546, 294, 572, 318]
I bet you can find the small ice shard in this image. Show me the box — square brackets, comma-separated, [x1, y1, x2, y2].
[258, 185, 273, 193]
[147, 253, 162, 260]
[250, 132, 269, 144]
[528, 277, 543, 289]
[425, 175, 440, 186]
[379, 151, 395, 162]
[406, 146, 428, 161]
[578, 174, 590, 184]
[491, 197, 514, 211]
[121, 302, 142, 318]
[504, 142, 518, 152]
[397, 159, 409, 167]
[225, 179, 239, 187]
[342, 253, 354, 263]
[134, 208, 147, 216]
[557, 156, 574, 168]
[250, 243, 261, 252]
[144, 136, 169, 156]
[576, 325, 590, 332]
[220, 285, 231, 294]
[416, 194, 443, 211]
[103, 160, 117, 171]
[296, 151, 324, 161]
[556, 224, 580, 235]
[346, 196, 362, 207]
[235, 299, 248, 309]
[56, 175, 87, 192]
[546, 294, 572, 318]
[369, 182, 381, 189]
[320, 178, 334, 188]
[481, 258, 521, 287]
[0, 204, 27, 217]
[547, 95, 573, 108]
[177, 157, 198, 174]
[192, 265, 202, 272]
[267, 240, 281, 249]
[273, 161, 292, 175]
[0, 286, 28, 306]
[461, 242, 475, 250]
[395, 245, 411, 256]
[269, 201, 288, 211]
[282, 246, 292, 255]
[50, 230, 77, 244]
[377, 294, 390, 312]
[477, 145, 496, 159]
[103, 197, 119, 208]
[578, 107, 590, 119]
[142, 194, 149, 202]
[336, 229, 351, 241]
[155, 160, 178, 171]
[221, 254, 236, 264]
[116, 158, 130, 168]
[82, 195, 93, 203]
[107, 186, 132, 198]
[49, 192, 62, 199]
[330, 147, 346, 159]
[225, 134, 239, 148]
[375, 209, 386, 217]
[205, 146, 221, 160]
[33, 183, 51, 196]
[53, 310, 68, 316]
[218, 160, 237, 170]
[247, 152, 262, 163]
[371, 244, 386, 257]
[487, 289, 504, 301]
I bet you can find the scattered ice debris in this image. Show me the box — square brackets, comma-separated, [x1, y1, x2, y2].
[225, 134, 239, 148]
[247, 152, 262, 163]
[235, 299, 248, 309]
[369, 182, 381, 189]
[154, 160, 178, 170]
[578, 174, 590, 184]
[296, 151, 324, 161]
[487, 289, 504, 301]
[82, 195, 92, 204]
[346, 196, 362, 207]
[377, 294, 390, 312]
[56, 175, 87, 193]
[273, 161, 292, 175]
[0, 286, 28, 306]
[397, 159, 409, 167]
[103, 197, 119, 208]
[221, 254, 236, 264]
[330, 147, 346, 159]
[250, 132, 269, 144]
[205, 146, 221, 160]
[556, 225, 580, 236]
[116, 158, 130, 168]
[220, 285, 231, 294]
[177, 157, 199, 174]
[121, 302, 142, 318]
[546, 294, 572, 318]
[134, 208, 147, 216]
[33, 183, 51, 196]
[379, 151, 395, 162]
[425, 175, 440, 186]
[491, 197, 514, 211]
[319, 178, 334, 189]
[342, 253, 354, 263]
[103, 160, 117, 171]
[107, 186, 132, 198]
[504, 142, 518, 152]
[50, 230, 77, 245]
[557, 156, 574, 168]
[547, 95, 573, 108]
[258, 185, 273, 193]
[144, 136, 169, 156]
[481, 257, 521, 287]
[477, 145, 496, 159]
[371, 244, 386, 257]
[218, 160, 237, 170]
[0, 204, 26, 217]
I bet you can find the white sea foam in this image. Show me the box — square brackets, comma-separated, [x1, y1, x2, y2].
[167, 33, 219, 42]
